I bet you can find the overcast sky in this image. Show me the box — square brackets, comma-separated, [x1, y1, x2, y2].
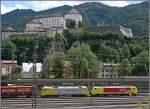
[1, 1, 144, 14]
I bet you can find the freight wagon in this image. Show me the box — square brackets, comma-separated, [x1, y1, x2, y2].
[1, 86, 33, 97]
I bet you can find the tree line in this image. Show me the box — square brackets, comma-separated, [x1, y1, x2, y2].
[1, 31, 149, 79]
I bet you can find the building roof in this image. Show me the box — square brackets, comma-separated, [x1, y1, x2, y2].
[27, 21, 42, 25]
[2, 27, 15, 32]
[34, 13, 64, 19]
[66, 8, 80, 14]
[1, 60, 17, 64]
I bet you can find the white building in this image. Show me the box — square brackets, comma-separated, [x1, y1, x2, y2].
[64, 8, 82, 26]
[33, 13, 65, 28]
[25, 8, 82, 31]
[21, 63, 42, 78]
[120, 26, 133, 37]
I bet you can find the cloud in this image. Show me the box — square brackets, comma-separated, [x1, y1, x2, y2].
[100, 1, 130, 7]
[1, 4, 28, 14]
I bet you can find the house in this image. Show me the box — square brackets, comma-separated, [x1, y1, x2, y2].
[98, 63, 119, 78]
[1, 60, 17, 77]
[86, 26, 133, 37]
[21, 63, 42, 78]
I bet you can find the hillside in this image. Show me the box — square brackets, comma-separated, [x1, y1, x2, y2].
[1, 1, 148, 36]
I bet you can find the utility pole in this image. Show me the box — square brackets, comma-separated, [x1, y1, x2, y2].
[0, 21, 2, 108]
[11, 50, 15, 80]
[32, 34, 38, 108]
[149, 6, 150, 108]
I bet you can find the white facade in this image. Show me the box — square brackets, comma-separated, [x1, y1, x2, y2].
[21, 63, 42, 78]
[33, 16, 65, 28]
[26, 22, 42, 31]
[120, 26, 133, 37]
[64, 9, 82, 25]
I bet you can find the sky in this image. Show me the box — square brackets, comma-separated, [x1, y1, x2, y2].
[1, 1, 144, 14]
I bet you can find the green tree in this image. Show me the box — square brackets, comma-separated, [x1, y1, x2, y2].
[42, 56, 53, 79]
[9, 66, 21, 80]
[42, 52, 65, 78]
[119, 44, 131, 61]
[99, 43, 119, 62]
[67, 42, 98, 78]
[51, 52, 65, 78]
[118, 59, 132, 76]
[131, 50, 149, 76]
[129, 44, 143, 57]
[66, 19, 76, 29]
[78, 21, 84, 29]
[2, 39, 16, 60]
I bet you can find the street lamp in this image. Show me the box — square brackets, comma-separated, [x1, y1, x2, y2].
[0, 65, 1, 107]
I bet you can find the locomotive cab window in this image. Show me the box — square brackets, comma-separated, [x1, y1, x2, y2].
[43, 89, 46, 91]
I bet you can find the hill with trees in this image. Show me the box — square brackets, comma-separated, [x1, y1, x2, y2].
[1, 1, 148, 36]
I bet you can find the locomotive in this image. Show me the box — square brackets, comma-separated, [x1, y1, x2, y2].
[41, 86, 89, 97]
[91, 86, 138, 96]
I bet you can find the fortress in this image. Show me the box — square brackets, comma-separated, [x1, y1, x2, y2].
[25, 8, 82, 31]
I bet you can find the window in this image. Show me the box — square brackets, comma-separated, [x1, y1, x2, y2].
[55, 18, 58, 23]
[106, 69, 108, 72]
[110, 75, 112, 78]
[113, 75, 116, 78]
[105, 74, 109, 78]
[43, 89, 46, 91]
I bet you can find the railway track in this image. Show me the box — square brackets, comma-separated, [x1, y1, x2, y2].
[1, 95, 149, 109]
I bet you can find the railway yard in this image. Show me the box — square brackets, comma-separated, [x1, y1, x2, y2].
[1, 94, 149, 109]
[1, 78, 149, 109]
